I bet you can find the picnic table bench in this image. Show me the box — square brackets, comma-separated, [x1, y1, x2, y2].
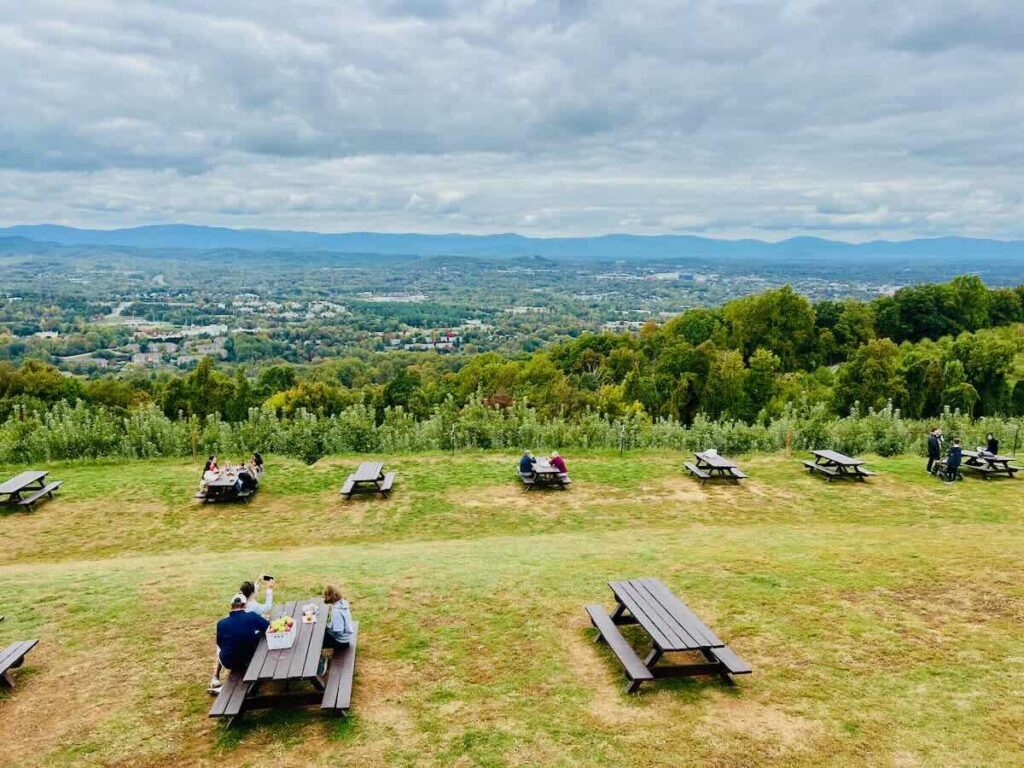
[520, 459, 572, 491]
[210, 598, 358, 726]
[0, 639, 39, 689]
[959, 450, 1020, 479]
[0, 471, 63, 511]
[586, 578, 750, 694]
[685, 451, 747, 485]
[341, 462, 396, 499]
[802, 450, 875, 482]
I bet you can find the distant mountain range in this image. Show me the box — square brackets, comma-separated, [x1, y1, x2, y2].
[3, 224, 1024, 262]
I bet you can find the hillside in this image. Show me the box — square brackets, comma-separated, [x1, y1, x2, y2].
[1, 452, 1022, 767]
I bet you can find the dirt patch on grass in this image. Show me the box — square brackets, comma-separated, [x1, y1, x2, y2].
[447, 482, 631, 514]
[698, 698, 825, 751]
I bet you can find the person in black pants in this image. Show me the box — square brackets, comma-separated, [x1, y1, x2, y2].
[926, 427, 943, 474]
[986, 432, 999, 455]
[943, 438, 963, 483]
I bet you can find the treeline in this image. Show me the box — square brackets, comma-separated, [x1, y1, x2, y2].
[1, 398, 1020, 465]
[1, 276, 1023, 431]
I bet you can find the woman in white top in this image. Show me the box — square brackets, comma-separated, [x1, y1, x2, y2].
[239, 578, 274, 615]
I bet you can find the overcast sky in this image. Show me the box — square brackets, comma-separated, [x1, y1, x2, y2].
[1, 0, 1022, 240]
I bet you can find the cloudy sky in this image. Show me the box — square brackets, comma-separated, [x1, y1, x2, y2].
[1, 0, 1022, 239]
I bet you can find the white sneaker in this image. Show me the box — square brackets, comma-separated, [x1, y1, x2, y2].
[207, 676, 223, 695]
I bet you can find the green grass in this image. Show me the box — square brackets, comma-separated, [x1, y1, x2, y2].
[1, 451, 1022, 767]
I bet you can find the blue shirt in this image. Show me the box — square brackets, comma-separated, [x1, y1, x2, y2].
[216, 610, 269, 671]
[519, 455, 535, 474]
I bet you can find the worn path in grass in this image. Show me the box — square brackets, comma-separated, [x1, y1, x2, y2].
[1, 452, 1022, 767]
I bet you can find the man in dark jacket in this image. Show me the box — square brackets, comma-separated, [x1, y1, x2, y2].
[926, 427, 943, 474]
[210, 593, 270, 693]
[519, 450, 536, 476]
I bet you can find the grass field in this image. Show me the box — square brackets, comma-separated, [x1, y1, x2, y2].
[1, 451, 1022, 767]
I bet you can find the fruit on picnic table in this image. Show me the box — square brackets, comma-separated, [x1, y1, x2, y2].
[269, 616, 295, 633]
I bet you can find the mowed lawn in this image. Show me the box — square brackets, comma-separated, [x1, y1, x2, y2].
[1, 452, 1023, 768]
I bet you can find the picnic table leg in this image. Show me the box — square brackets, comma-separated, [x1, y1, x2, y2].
[643, 647, 663, 668]
[700, 648, 736, 686]
[1, 670, 15, 689]
[610, 602, 627, 623]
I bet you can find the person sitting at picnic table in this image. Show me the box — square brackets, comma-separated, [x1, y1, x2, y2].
[943, 438, 963, 484]
[519, 450, 537, 476]
[316, 584, 355, 676]
[251, 452, 264, 474]
[235, 461, 258, 492]
[549, 450, 569, 478]
[926, 427, 943, 474]
[240, 577, 274, 615]
[323, 584, 354, 647]
[200, 455, 221, 493]
[209, 592, 270, 694]
[986, 433, 999, 455]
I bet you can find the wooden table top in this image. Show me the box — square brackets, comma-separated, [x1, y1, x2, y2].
[353, 462, 384, 483]
[812, 449, 863, 466]
[244, 598, 328, 683]
[696, 452, 736, 469]
[533, 460, 561, 475]
[610, 578, 723, 653]
[0, 471, 47, 494]
[962, 450, 1014, 463]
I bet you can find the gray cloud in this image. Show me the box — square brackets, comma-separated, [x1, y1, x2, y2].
[0, 0, 1022, 239]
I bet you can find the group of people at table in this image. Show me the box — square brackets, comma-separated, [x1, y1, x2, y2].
[926, 428, 1001, 483]
[519, 449, 570, 480]
[209, 577, 355, 694]
[199, 452, 264, 495]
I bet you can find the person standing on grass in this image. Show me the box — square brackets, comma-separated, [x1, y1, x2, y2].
[944, 438, 963, 484]
[926, 427, 943, 474]
[986, 432, 999, 455]
[209, 593, 269, 694]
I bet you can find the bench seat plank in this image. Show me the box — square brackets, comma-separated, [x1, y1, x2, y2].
[0, 640, 38, 676]
[209, 670, 251, 718]
[321, 621, 359, 711]
[18, 481, 62, 508]
[684, 462, 710, 480]
[708, 645, 752, 675]
[585, 604, 653, 689]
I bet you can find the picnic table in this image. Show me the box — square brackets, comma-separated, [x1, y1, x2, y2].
[685, 451, 748, 485]
[341, 461, 396, 499]
[802, 450, 875, 482]
[520, 459, 572, 491]
[0, 470, 63, 510]
[209, 598, 358, 726]
[960, 450, 1020, 479]
[198, 468, 259, 504]
[586, 578, 750, 693]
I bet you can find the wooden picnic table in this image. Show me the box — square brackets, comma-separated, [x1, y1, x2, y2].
[200, 469, 258, 503]
[803, 450, 875, 482]
[586, 578, 750, 693]
[210, 597, 358, 726]
[686, 452, 748, 484]
[527, 459, 571, 490]
[341, 461, 396, 499]
[960, 450, 1020, 479]
[0, 470, 62, 510]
